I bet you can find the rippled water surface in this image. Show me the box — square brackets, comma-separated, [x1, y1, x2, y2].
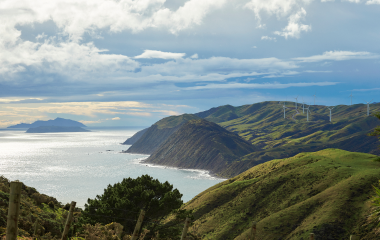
[0, 128, 225, 207]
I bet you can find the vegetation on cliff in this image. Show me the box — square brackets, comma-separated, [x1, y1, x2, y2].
[145, 119, 257, 176]
[0, 176, 80, 239]
[124, 114, 200, 154]
[180, 149, 380, 240]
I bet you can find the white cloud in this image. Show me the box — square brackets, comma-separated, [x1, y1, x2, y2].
[79, 120, 104, 125]
[141, 57, 298, 76]
[344, 0, 362, 2]
[261, 36, 277, 41]
[303, 70, 332, 73]
[244, 0, 312, 25]
[184, 81, 339, 90]
[293, 50, 379, 62]
[0, 39, 139, 82]
[134, 50, 186, 59]
[0, 98, 44, 103]
[0, 101, 191, 127]
[0, 0, 227, 44]
[190, 54, 199, 59]
[274, 8, 311, 39]
[352, 88, 380, 92]
[366, 0, 380, 4]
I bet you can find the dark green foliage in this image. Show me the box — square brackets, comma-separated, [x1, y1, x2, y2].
[0, 175, 72, 238]
[368, 112, 380, 142]
[81, 174, 185, 237]
[366, 180, 380, 235]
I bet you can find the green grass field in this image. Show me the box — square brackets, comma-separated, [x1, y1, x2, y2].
[182, 149, 380, 239]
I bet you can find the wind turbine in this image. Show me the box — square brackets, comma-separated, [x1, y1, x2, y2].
[327, 106, 334, 122]
[313, 93, 317, 105]
[294, 95, 299, 110]
[302, 98, 305, 113]
[282, 102, 288, 119]
[349, 92, 354, 106]
[306, 105, 311, 121]
[365, 99, 373, 116]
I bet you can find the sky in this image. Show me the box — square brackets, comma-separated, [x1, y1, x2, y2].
[0, 0, 380, 128]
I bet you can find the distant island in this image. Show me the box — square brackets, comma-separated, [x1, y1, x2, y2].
[26, 126, 90, 133]
[7, 117, 90, 133]
[8, 117, 87, 128]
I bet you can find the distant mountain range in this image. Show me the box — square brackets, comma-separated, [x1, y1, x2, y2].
[8, 118, 86, 128]
[123, 101, 380, 178]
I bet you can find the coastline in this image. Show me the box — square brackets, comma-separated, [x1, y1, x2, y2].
[138, 157, 227, 181]
[123, 149, 227, 180]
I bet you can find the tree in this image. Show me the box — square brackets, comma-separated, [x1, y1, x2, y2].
[368, 112, 380, 142]
[80, 174, 188, 238]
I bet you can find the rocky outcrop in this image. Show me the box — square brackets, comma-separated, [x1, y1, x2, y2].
[144, 119, 257, 176]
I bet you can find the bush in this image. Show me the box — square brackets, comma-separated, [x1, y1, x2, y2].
[80, 174, 189, 238]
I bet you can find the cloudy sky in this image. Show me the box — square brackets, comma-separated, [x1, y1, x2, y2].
[0, 0, 379, 127]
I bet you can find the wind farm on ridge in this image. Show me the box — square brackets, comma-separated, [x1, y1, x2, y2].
[279, 92, 377, 123]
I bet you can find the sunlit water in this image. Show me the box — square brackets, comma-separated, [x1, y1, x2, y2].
[0, 127, 225, 207]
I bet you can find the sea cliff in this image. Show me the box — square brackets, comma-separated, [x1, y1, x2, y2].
[144, 119, 257, 176]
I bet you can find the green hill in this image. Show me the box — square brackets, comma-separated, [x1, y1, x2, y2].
[215, 102, 380, 177]
[124, 114, 200, 154]
[123, 102, 380, 177]
[181, 149, 380, 240]
[144, 119, 257, 174]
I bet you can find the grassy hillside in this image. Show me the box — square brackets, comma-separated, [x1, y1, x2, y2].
[144, 119, 257, 174]
[198, 102, 380, 149]
[124, 114, 200, 154]
[201, 102, 380, 177]
[124, 101, 380, 177]
[182, 149, 380, 240]
[0, 176, 78, 239]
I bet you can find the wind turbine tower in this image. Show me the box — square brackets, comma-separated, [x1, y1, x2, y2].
[313, 93, 317, 105]
[327, 107, 334, 122]
[306, 105, 311, 121]
[282, 102, 288, 119]
[302, 98, 305, 113]
[365, 99, 373, 116]
[349, 92, 354, 106]
[294, 96, 299, 110]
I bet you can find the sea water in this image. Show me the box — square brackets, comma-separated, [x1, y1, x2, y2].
[0, 127, 225, 207]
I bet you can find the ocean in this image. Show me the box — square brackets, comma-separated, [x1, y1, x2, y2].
[0, 127, 225, 208]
